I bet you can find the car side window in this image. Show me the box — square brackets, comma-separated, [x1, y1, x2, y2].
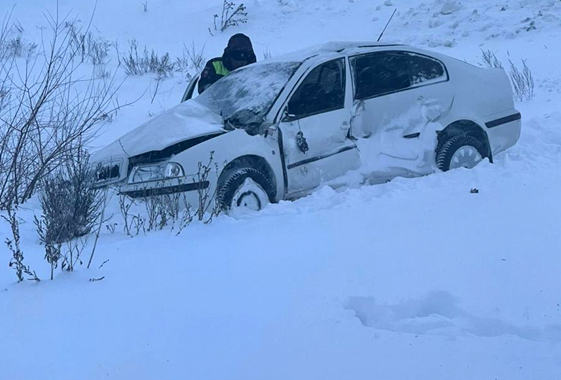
[287, 58, 346, 119]
[351, 53, 410, 100]
[407, 54, 446, 85]
[351, 51, 447, 100]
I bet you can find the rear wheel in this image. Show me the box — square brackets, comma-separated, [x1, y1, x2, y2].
[217, 167, 273, 216]
[436, 134, 486, 171]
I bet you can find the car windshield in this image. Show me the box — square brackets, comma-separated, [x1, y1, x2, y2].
[195, 61, 301, 123]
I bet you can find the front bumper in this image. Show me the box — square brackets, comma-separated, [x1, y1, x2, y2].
[117, 175, 218, 213]
[120, 180, 210, 198]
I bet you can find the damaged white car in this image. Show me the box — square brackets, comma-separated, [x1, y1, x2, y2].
[92, 42, 521, 213]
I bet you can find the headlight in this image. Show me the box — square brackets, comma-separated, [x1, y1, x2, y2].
[165, 162, 183, 178]
[129, 162, 184, 184]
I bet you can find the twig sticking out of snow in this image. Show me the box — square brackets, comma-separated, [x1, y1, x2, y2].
[212, 1, 248, 33]
[509, 59, 535, 102]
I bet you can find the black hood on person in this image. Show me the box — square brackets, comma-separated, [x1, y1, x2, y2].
[222, 33, 257, 71]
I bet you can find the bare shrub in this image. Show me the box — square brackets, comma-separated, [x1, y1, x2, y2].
[0, 15, 121, 209]
[3, 35, 37, 60]
[3, 206, 40, 282]
[122, 39, 175, 78]
[0, 11, 121, 282]
[34, 152, 103, 279]
[175, 41, 206, 76]
[119, 194, 147, 237]
[175, 205, 194, 236]
[479, 49, 503, 69]
[212, 1, 248, 34]
[65, 21, 111, 66]
[0, 20, 37, 60]
[143, 189, 184, 232]
[87, 190, 111, 269]
[174, 56, 190, 78]
[185, 42, 206, 72]
[37, 154, 102, 242]
[263, 48, 273, 60]
[194, 152, 221, 223]
[509, 59, 534, 101]
[88, 35, 111, 66]
[61, 237, 88, 272]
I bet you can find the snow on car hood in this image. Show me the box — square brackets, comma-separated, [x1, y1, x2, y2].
[91, 100, 225, 161]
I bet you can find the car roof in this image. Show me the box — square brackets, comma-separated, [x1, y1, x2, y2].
[268, 41, 406, 63]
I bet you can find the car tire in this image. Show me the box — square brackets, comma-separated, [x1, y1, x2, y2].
[217, 167, 274, 215]
[436, 134, 487, 172]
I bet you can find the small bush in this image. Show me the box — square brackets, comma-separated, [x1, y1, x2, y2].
[143, 189, 185, 231]
[119, 190, 186, 236]
[193, 152, 221, 223]
[4, 206, 40, 282]
[87, 34, 111, 66]
[119, 194, 144, 237]
[65, 21, 111, 66]
[4, 36, 37, 59]
[175, 41, 206, 76]
[0, 22, 37, 60]
[479, 49, 503, 69]
[122, 39, 175, 78]
[35, 152, 103, 279]
[509, 59, 534, 101]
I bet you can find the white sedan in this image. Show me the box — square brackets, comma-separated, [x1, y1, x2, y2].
[92, 42, 521, 214]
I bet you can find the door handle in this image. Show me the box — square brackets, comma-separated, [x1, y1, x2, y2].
[341, 121, 350, 130]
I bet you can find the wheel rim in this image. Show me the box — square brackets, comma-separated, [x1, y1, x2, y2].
[450, 145, 483, 169]
[230, 178, 270, 215]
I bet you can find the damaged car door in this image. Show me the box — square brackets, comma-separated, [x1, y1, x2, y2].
[278, 58, 359, 195]
[349, 51, 453, 140]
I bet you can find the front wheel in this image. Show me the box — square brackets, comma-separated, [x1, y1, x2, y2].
[436, 135, 487, 171]
[217, 167, 273, 216]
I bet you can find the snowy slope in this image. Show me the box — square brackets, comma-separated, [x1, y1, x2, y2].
[2, 1, 561, 379]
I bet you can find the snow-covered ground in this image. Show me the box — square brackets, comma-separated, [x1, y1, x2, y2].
[2, 1, 561, 379]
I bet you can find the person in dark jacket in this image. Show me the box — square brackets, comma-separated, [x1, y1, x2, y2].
[198, 33, 257, 94]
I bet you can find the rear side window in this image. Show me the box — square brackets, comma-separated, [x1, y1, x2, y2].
[351, 51, 447, 100]
[408, 54, 446, 85]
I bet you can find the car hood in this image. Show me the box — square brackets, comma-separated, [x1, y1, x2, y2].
[91, 100, 225, 161]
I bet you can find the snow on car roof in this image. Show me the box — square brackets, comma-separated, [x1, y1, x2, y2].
[267, 41, 405, 63]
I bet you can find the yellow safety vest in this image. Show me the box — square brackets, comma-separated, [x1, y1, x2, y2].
[212, 60, 230, 76]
